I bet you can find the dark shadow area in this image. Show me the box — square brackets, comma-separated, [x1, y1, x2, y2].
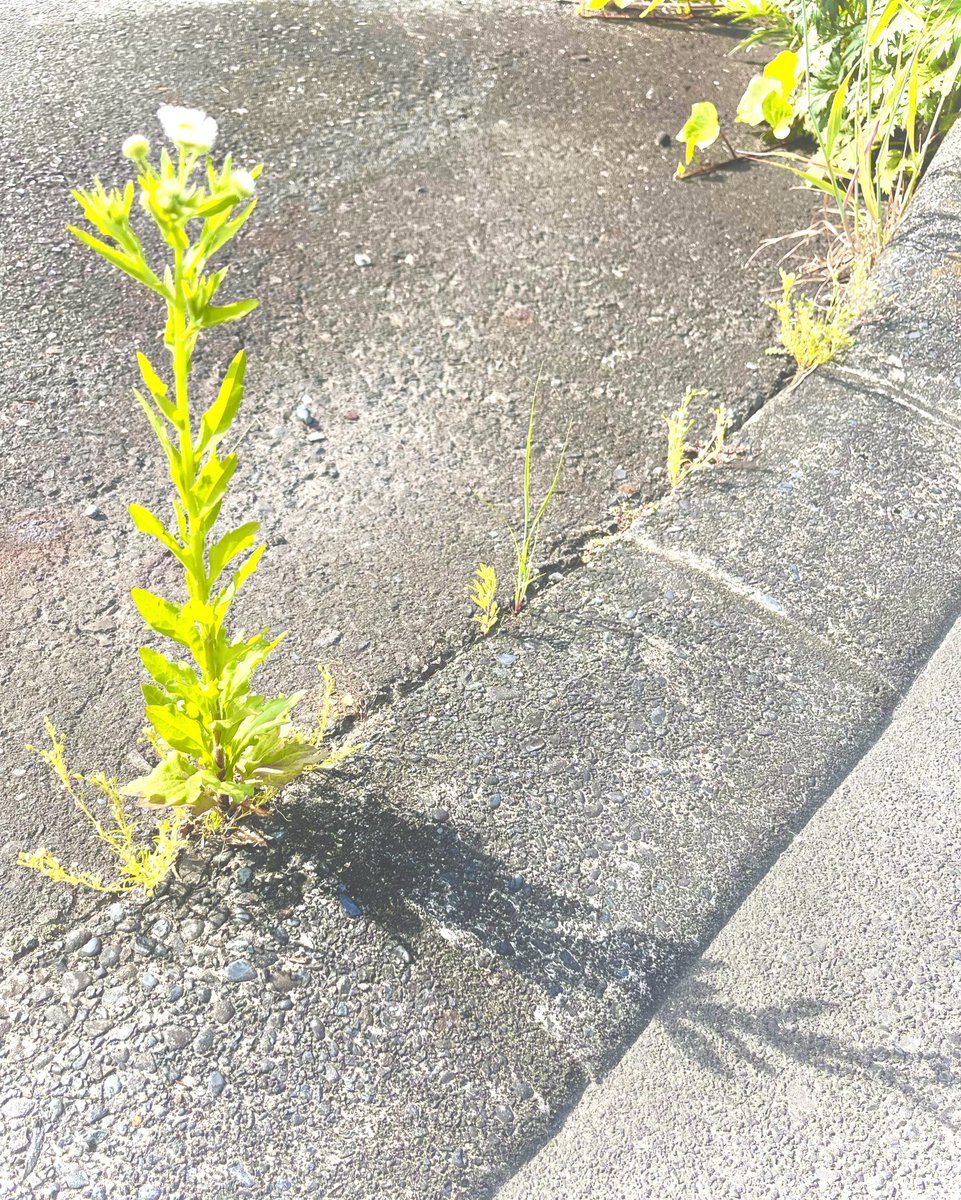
[659, 958, 961, 1128]
[248, 776, 688, 1054]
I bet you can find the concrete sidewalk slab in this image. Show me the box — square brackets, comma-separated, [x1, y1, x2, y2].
[497, 603, 961, 1200]
[0, 0, 809, 922]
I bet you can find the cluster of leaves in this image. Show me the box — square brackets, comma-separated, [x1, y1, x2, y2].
[770, 260, 874, 370]
[674, 0, 961, 246]
[19, 722, 188, 895]
[72, 121, 320, 819]
[469, 564, 500, 635]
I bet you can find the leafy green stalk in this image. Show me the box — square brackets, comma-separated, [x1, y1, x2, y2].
[65, 109, 318, 820]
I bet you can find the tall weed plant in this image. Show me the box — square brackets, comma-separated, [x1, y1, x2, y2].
[21, 106, 349, 894]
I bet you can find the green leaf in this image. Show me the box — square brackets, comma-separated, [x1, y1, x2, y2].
[677, 102, 720, 164]
[68, 225, 164, 295]
[201, 299, 259, 330]
[140, 647, 201, 700]
[128, 503, 183, 558]
[144, 704, 208, 757]
[208, 521, 261, 586]
[197, 351, 246, 455]
[131, 588, 197, 649]
[136, 352, 178, 424]
[736, 77, 780, 127]
[761, 90, 796, 141]
[763, 50, 800, 97]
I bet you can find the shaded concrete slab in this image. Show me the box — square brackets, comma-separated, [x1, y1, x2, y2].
[497, 605, 961, 1200]
[0, 0, 809, 911]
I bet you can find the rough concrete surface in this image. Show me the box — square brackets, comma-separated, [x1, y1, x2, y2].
[497, 607, 961, 1200]
[2, 3, 960, 1200]
[0, 0, 809, 908]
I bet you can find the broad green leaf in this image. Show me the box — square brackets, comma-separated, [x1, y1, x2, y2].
[763, 50, 799, 97]
[144, 704, 207, 757]
[208, 521, 261, 586]
[140, 647, 201, 698]
[201, 299, 259, 330]
[761, 90, 795, 141]
[197, 351, 246, 454]
[677, 102, 720, 164]
[736, 77, 780, 127]
[131, 588, 197, 648]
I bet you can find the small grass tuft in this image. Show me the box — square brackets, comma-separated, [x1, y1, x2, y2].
[468, 564, 500, 635]
[664, 388, 731, 489]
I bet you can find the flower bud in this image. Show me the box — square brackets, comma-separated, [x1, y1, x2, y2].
[231, 169, 256, 198]
[122, 134, 150, 161]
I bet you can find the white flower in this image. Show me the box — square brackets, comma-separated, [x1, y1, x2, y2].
[231, 169, 256, 198]
[157, 105, 217, 152]
[122, 134, 150, 161]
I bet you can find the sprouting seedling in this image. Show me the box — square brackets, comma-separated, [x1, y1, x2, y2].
[478, 382, 570, 616]
[663, 387, 731, 489]
[21, 105, 350, 894]
[469, 564, 500, 635]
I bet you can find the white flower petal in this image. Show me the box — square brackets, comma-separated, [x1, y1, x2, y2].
[157, 104, 218, 152]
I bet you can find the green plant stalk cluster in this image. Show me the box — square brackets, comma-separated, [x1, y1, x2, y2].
[664, 389, 731, 489]
[68, 109, 318, 819]
[479, 385, 570, 616]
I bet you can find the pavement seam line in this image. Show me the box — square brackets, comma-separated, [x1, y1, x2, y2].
[822, 363, 961, 435]
[628, 530, 899, 695]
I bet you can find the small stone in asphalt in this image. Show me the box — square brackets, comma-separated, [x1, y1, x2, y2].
[353, 253, 371, 267]
[2, 1097, 34, 1120]
[226, 960, 257, 983]
[65, 927, 90, 952]
[337, 893, 362, 920]
[62, 971, 89, 999]
[209, 1071, 227, 1097]
[231, 1162, 256, 1188]
[79, 936, 102, 957]
[655, 130, 673, 148]
[140, 973, 159, 992]
[488, 792, 502, 810]
[103, 1074, 122, 1098]
[432, 807, 450, 823]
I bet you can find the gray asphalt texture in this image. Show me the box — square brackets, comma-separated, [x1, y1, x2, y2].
[3, 2, 959, 1199]
[498, 608, 961, 1200]
[0, 0, 809, 911]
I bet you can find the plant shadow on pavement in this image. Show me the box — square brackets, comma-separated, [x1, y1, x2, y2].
[278, 777, 685, 1052]
[658, 958, 961, 1127]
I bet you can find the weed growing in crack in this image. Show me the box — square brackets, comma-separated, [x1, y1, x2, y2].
[468, 564, 500, 635]
[770, 264, 873, 371]
[478, 384, 570, 615]
[664, 388, 731, 489]
[20, 106, 353, 894]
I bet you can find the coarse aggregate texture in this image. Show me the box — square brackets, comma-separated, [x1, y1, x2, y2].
[4, 3, 961, 1200]
[0, 0, 809, 907]
[497, 594, 961, 1200]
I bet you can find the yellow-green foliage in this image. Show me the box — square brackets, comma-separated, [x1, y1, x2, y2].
[664, 389, 731, 489]
[469, 564, 500, 635]
[18, 721, 189, 895]
[771, 267, 872, 371]
[301, 664, 361, 771]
